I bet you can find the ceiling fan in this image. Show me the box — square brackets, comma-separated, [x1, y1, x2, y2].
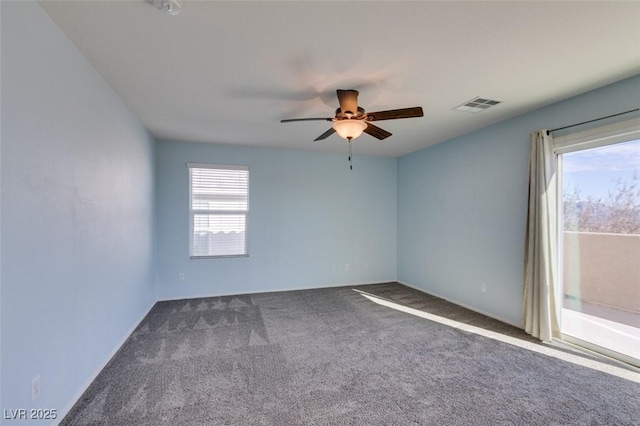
[280, 89, 424, 143]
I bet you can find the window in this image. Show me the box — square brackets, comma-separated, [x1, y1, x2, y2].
[187, 163, 249, 258]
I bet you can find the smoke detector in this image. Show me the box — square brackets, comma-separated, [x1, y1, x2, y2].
[152, 0, 182, 15]
[453, 97, 501, 113]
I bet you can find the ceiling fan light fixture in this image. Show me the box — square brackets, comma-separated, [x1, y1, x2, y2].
[332, 120, 367, 140]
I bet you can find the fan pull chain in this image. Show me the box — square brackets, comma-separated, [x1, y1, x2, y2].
[348, 138, 353, 170]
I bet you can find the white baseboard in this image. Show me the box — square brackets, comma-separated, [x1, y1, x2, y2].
[157, 280, 396, 302]
[54, 299, 157, 425]
[397, 280, 522, 329]
[158, 280, 522, 330]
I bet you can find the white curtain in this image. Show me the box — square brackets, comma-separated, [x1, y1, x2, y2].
[522, 130, 561, 342]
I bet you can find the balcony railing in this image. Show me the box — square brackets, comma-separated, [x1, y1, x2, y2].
[562, 231, 639, 364]
[563, 231, 640, 316]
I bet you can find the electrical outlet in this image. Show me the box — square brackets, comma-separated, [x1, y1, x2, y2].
[31, 375, 41, 401]
[345, 263, 350, 271]
[178, 273, 185, 282]
[480, 283, 487, 293]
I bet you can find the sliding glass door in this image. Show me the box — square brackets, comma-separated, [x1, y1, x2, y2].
[559, 133, 640, 366]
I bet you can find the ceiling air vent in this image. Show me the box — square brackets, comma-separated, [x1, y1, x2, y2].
[453, 97, 501, 113]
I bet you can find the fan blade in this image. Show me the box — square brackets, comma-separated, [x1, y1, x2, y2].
[281, 118, 333, 123]
[314, 128, 336, 141]
[337, 89, 359, 116]
[364, 123, 392, 140]
[367, 106, 423, 121]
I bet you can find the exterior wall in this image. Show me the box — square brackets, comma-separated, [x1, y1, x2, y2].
[563, 232, 640, 313]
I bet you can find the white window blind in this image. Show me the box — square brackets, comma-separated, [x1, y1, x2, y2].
[187, 163, 249, 258]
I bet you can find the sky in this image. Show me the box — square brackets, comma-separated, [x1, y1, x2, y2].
[562, 138, 640, 202]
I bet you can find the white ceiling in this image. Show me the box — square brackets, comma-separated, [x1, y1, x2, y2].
[39, 1, 640, 157]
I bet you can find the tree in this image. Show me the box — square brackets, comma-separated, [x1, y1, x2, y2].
[563, 171, 640, 234]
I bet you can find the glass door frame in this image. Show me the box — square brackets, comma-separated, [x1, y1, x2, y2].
[553, 117, 640, 368]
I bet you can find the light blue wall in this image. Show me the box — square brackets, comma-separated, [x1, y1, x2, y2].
[155, 140, 397, 300]
[397, 74, 640, 326]
[1, 1, 155, 420]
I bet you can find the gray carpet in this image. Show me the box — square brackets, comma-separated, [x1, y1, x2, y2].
[62, 282, 640, 425]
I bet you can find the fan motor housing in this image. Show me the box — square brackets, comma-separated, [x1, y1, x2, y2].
[335, 107, 366, 120]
